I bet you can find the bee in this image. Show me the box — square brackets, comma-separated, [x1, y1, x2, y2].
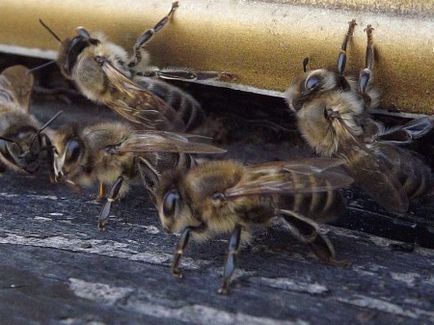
[52, 121, 225, 229]
[0, 65, 60, 177]
[40, 2, 233, 132]
[155, 159, 353, 294]
[286, 20, 433, 213]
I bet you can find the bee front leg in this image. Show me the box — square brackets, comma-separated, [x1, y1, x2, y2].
[337, 19, 357, 75]
[97, 176, 124, 231]
[218, 224, 242, 295]
[359, 25, 375, 96]
[171, 226, 192, 278]
[171, 224, 205, 278]
[129, 1, 179, 68]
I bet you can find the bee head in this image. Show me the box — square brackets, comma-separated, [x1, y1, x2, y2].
[286, 68, 337, 112]
[0, 126, 41, 173]
[52, 124, 86, 182]
[58, 27, 100, 78]
[155, 169, 197, 234]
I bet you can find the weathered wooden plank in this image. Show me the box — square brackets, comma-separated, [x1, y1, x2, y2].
[0, 171, 433, 324]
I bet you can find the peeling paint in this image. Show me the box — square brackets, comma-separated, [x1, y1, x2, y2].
[33, 216, 52, 222]
[69, 278, 134, 305]
[336, 295, 434, 320]
[390, 272, 419, 287]
[68, 278, 308, 324]
[251, 277, 329, 295]
[123, 224, 161, 235]
[0, 232, 209, 270]
[0, 193, 58, 201]
[48, 212, 64, 216]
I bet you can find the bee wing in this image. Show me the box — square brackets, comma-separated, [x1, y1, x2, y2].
[0, 65, 34, 112]
[377, 116, 434, 144]
[118, 131, 226, 154]
[225, 160, 353, 199]
[100, 60, 184, 131]
[246, 158, 346, 175]
[330, 115, 409, 213]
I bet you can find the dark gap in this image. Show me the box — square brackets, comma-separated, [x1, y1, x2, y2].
[1, 53, 433, 248]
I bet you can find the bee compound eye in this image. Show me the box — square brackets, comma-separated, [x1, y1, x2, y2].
[163, 189, 180, 218]
[65, 139, 81, 163]
[211, 192, 225, 201]
[306, 75, 320, 90]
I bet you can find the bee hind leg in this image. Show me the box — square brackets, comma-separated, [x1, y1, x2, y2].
[97, 176, 124, 231]
[128, 2, 179, 68]
[337, 19, 357, 75]
[279, 210, 350, 267]
[142, 68, 238, 83]
[218, 224, 242, 295]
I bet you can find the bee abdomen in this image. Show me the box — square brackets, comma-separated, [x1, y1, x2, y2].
[280, 173, 345, 223]
[134, 77, 205, 132]
[400, 160, 432, 199]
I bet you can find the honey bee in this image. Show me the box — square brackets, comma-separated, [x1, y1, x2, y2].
[0, 65, 60, 177]
[52, 121, 225, 229]
[155, 159, 353, 294]
[40, 2, 233, 132]
[286, 20, 433, 213]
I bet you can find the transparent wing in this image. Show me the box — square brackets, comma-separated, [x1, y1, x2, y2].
[0, 65, 34, 112]
[100, 59, 184, 131]
[377, 116, 434, 144]
[330, 115, 409, 213]
[118, 130, 226, 155]
[225, 160, 353, 199]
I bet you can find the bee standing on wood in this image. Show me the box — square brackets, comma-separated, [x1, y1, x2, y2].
[286, 20, 433, 213]
[40, 2, 233, 133]
[155, 159, 353, 294]
[0, 65, 60, 178]
[52, 121, 225, 229]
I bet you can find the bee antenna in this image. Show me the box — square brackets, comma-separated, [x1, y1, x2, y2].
[39, 19, 62, 43]
[27, 60, 56, 74]
[0, 136, 16, 144]
[30, 111, 64, 148]
[303, 57, 310, 73]
[38, 111, 64, 134]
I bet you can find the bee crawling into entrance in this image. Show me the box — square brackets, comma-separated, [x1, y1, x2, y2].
[40, 1, 236, 133]
[286, 20, 433, 213]
[155, 159, 353, 294]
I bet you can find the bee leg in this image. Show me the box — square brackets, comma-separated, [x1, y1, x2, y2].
[96, 182, 106, 201]
[128, 1, 179, 67]
[142, 68, 237, 82]
[359, 25, 375, 96]
[337, 19, 357, 75]
[136, 156, 160, 205]
[40, 133, 56, 183]
[279, 210, 349, 266]
[218, 224, 242, 295]
[97, 176, 124, 231]
[171, 226, 192, 278]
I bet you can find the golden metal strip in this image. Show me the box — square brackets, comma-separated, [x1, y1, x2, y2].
[0, 0, 432, 113]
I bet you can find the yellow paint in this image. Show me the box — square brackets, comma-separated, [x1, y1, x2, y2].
[0, 0, 432, 113]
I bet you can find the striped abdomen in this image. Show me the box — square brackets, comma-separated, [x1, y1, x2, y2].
[278, 173, 346, 223]
[376, 143, 432, 200]
[134, 76, 205, 132]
